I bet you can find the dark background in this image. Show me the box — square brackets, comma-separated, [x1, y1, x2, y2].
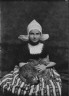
[0, 1, 69, 96]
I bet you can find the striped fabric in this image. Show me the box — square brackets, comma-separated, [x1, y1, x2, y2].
[0, 65, 62, 96]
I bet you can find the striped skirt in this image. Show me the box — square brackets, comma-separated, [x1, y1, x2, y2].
[0, 65, 62, 96]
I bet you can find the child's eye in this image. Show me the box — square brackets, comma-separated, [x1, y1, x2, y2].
[29, 33, 34, 35]
[36, 33, 41, 35]
[36, 33, 39, 35]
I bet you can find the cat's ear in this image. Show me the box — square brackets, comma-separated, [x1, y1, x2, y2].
[43, 55, 50, 62]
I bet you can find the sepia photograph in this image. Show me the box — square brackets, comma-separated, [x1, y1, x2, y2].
[0, 0, 69, 96]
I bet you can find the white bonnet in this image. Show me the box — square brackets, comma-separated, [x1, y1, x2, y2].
[18, 19, 49, 41]
[27, 19, 42, 34]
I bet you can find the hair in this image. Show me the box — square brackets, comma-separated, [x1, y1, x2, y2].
[29, 30, 41, 34]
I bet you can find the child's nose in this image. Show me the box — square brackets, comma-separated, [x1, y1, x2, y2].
[34, 35, 36, 38]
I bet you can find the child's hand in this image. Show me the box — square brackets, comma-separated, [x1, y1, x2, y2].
[35, 64, 46, 72]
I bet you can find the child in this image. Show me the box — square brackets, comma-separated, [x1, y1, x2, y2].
[0, 19, 62, 96]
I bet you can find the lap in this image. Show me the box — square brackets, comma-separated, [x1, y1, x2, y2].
[0, 65, 62, 96]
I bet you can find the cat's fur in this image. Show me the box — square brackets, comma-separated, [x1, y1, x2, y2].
[19, 57, 50, 85]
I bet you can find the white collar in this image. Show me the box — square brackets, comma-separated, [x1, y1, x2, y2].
[28, 43, 44, 54]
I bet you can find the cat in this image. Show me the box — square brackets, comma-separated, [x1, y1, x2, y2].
[19, 56, 50, 85]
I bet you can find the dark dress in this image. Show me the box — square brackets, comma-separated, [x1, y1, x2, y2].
[0, 43, 62, 96]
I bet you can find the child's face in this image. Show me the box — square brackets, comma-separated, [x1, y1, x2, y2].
[29, 29, 41, 43]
